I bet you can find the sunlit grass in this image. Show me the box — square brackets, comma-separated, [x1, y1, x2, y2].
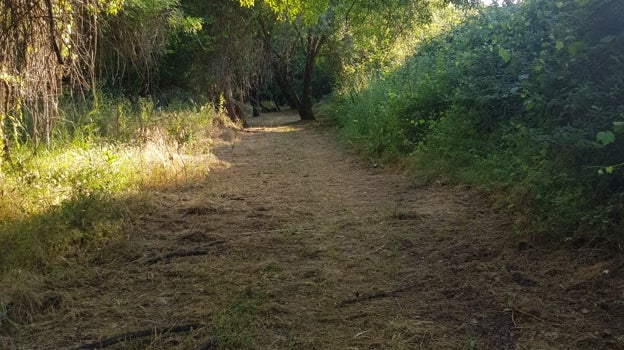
[0, 100, 227, 274]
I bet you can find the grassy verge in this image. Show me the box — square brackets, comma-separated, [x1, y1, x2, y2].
[0, 97, 229, 328]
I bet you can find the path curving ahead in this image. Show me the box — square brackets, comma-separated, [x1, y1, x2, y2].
[14, 112, 624, 349]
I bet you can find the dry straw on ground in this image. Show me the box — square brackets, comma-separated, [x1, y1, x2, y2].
[1, 111, 623, 349]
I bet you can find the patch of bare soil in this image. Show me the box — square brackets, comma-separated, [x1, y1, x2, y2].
[3, 110, 624, 349]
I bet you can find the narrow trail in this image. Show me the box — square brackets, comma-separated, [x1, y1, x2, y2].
[12, 112, 624, 349]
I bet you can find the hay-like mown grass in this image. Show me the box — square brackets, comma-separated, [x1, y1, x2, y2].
[2, 111, 624, 350]
[0, 102, 233, 340]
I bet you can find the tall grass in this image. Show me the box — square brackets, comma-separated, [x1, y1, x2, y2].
[0, 95, 228, 274]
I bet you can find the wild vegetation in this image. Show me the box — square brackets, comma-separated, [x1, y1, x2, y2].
[0, 98, 228, 272]
[1, 0, 624, 347]
[0, 0, 472, 277]
[335, 0, 624, 243]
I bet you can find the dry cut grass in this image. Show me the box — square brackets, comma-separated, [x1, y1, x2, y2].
[1, 111, 623, 350]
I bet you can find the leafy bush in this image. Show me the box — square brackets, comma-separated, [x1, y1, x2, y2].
[334, 0, 624, 242]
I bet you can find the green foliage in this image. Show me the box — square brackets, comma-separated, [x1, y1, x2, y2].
[97, 0, 202, 95]
[335, 0, 624, 241]
[57, 92, 219, 144]
[0, 95, 223, 274]
[0, 144, 132, 272]
[238, 0, 329, 24]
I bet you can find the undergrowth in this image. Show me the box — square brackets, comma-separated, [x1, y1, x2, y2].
[334, 0, 624, 243]
[0, 95, 228, 328]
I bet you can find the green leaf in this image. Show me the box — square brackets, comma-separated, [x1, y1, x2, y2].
[600, 35, 616, 43]
[498, 48, 511, 63]
[555, 40, 564, 50]
[597, 131, 615, 146]
[567, 41, 583, 56]
[605, 166, 614, 174]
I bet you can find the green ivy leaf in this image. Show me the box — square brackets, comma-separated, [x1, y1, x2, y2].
[555, 40, 564, 50]
[597, 131, 615, 146]
[605, 166, 614, 174]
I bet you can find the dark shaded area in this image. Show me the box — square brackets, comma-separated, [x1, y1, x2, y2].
[74, 323, 205, 349]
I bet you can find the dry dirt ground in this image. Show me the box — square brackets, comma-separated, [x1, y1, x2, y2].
[3, 111, 624, 349]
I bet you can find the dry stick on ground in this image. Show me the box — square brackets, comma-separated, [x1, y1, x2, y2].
[145, 249, 209, 265]
[338, 285, 417, 307]
[73, 323, 205, 349]
[145, 241, 226, 265]
[504, 307, 563, 327]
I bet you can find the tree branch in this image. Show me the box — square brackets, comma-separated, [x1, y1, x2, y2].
[44, 0, 64, 64]
[74, 323, 205, 349]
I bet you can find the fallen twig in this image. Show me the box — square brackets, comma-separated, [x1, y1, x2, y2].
[504, 307, 562, 327]
[74, 323, 203, 349]
[338, 285, 414, 307]
[145, 241, 225, 265]
[145, 249, 208, 265]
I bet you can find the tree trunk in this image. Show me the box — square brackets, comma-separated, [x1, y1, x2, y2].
[223, 78, 247, 127]
[272, 60, 301, 110]
[249, 85, 261, 117]
[298, 34, 324, 121]
[0, 83, 11, 163]
[44, 97, 51, 149]
[0, 118, 9, 163]
[256, 15, 300, 111]
[298, 36, 316, 121]
[33, 101, 39, 150]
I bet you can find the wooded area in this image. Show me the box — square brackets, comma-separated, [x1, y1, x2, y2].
[1, 0, 624, 348]
[0, 0, 621, 285]
[0, 0, 457, 151]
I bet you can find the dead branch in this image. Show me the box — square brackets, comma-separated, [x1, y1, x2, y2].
[74, 323, 204, 349]
[43, 0, 63, 64]
[338, 285, 415, 307]
[144, 242, 225, 265]
[145, 249, 208, 265]
[504, 307, 562, 327]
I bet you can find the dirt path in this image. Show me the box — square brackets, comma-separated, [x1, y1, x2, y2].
[8, 112, 624, 349]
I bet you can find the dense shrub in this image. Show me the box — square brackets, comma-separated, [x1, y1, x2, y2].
[335, 0, 624, 241]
